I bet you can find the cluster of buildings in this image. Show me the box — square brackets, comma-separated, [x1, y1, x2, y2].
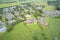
[24, 14, 37, 25]
[0, 22, 7, 32]
[0, 3, 60, 32]
[0, 5, 24, 32]
[43, 10, 60, 17]
[39, 17, 48, 26]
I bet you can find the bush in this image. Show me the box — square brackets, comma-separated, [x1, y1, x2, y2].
[6, 22, 13, 32]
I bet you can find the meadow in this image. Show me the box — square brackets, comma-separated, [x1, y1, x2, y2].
[0, 1, 60, 40]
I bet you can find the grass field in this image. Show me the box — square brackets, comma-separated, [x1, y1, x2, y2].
[0, 1, 60, 40]
[0, 1, 48, 8]
[0, 17, 60, 40]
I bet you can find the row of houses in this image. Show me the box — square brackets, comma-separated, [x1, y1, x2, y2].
[0, 6, 20, 32]
[43, 10, 60, 17]
[0, 3, 49, 32]
[24, 14, 37, 25]
[0, 22, 7, 32]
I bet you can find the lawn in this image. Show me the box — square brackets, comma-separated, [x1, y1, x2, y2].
[47, 17, 60, 40]
[1, 22, 44, 40]
[0, 17, 60, 40]
[0, 1, 48, 8]
[0, 1, 32, 8]
[0, 1, 60, 40]
[1, 22, 33, 40]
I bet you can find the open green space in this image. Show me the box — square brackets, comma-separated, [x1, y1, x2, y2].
[0, 0, 60, 40]
[0, 17, 60, 40]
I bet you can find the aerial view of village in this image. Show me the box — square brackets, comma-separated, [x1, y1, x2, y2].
[0, 0, 60, 40]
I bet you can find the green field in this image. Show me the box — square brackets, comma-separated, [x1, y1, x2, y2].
[0, 0, 60, 40]
[0, 17, 60, 40]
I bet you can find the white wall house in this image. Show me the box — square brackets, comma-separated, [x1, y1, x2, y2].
[0, 22, 7, 33]
[43, 10, 60, 17]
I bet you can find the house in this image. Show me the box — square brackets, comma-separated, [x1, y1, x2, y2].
[39, 17, 48, 26]
[14, 11, 20, 15]
[24, 9, 29, 12]
[36, 6, 42, 10]
[0, 22, 7, 33]
[27, 7, 35, 13]
[24, 18, 37, 25]
[8, 19, 16, 24]
[43, 10, 60, 17]
[24, 14, 37, 25]
[3, 8, 9, 13]
[25, 14, 30, 18]
[20, 4, 26, 7]
[5, 13, 14, 20]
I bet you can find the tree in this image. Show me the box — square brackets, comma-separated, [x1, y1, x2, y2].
[47, 0, 60, 10]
